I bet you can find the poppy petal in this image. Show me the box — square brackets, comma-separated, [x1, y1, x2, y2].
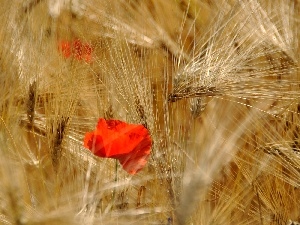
[84, 131, 106, 157]
[93, 119, 147, 157]
[73, 39, 83, 60]
[58, 39, 92, 62]
[59, 41, 71, 58]
[117, 134, 152, 174]
[83, 44, 92, 62]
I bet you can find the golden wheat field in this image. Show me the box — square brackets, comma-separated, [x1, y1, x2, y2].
[0, 0, 300, 224]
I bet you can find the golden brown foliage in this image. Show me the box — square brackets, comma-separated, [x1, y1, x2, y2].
[0, 0, 299, 224]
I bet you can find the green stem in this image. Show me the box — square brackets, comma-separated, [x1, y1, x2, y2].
[111, 159, 118, 210]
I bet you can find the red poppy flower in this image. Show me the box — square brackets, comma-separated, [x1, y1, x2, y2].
[84, 118, 152, 175]
[58, 39, 92, 62]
